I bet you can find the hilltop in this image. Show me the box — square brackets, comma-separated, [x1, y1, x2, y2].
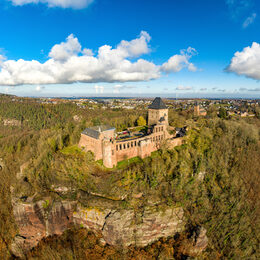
[0, 95, 259, 259]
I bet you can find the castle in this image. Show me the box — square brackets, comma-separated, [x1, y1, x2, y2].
[194, 102, 207, 116]
[79, 97, 185, 168]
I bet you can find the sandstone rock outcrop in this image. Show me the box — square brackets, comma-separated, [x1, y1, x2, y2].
[11, 199, 186, 257]
[11, 199, 76, 256]
[102, 206, 184, 247]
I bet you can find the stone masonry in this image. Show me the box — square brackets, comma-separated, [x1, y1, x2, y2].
[79, 97, 184, 168]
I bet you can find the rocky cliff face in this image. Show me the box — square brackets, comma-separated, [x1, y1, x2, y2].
[11, 199, 76, 257]
[11, 198, 186, 257]
[101, 207, 184, 247]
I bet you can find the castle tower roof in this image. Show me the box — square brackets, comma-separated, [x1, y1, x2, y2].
[148, 97, 167, 109]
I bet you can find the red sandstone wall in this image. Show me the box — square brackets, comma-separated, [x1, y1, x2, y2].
[78, 134, 103, 160]
[167, 137, 184, 149]
[100, 129, 115, 140]
[116, 145, 140, 162]
[79, 128, 183, 167]
[115, 132, 165, 163]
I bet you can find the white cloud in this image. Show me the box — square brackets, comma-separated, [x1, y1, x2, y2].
[117, 31, 151, 57]
[176, 85, 193, 91]
[200, 88, 207, 91]
[0, 32, 198, 86]
[248, 87, 260, 91]
[82, 48, 94, 56]
[49, 34, 82, 62]
[94, 85, 104, 94]
[238, 87, 260, 91]
[35, 85, 45, 91]
[161, 47, 198, 73]
[113, 84, 136, 93]
[9, 0, 94, 9]
[242, 12, 256, 28]
[227, 42, 260, 80]
[0, 55, 5, 66]
[225, 0, 253, 19]
[113, 84, 122, 94]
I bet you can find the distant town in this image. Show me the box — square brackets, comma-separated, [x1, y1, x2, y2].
[5, 95, 259, 118]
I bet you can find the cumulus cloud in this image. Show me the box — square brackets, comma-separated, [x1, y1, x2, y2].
[176, 85, 193, 91]
[9, 0, 94, 9]
[161, 47, 198, 73]
[0, 32, 198, 86]
[117, 31, 151, 57]
[226, 42, 260, 80]
[242, 12, 256, 28]
[49, 34, 82, 62]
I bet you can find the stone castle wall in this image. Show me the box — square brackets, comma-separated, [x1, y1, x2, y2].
[78, 98, 185, 167]
[78, 125, 185, 168]
[167, 137, 184, 149]
[79, 134, 103, 160]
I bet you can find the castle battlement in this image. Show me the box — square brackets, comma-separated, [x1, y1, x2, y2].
[79, 97, 185, 168]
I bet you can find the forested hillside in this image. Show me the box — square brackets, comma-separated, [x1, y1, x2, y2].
[0, 95, 259, 259]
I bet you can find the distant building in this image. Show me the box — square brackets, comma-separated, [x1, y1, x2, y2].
[194, 102, 207, 116]
[79, 97, 185, 168]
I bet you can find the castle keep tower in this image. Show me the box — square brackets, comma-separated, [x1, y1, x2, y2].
[194, 102, 200, 116]
[148, 97, 168, 126]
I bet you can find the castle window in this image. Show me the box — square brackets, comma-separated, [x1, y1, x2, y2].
[135, 141, 137, 146]
[131, 141, 133, 147]
[127, 143, 129, 148]
[123, 144, 126, 149]
[120, 144, 122, 150]
[116, 145, 118, 151]
[161, 126, 163, 131]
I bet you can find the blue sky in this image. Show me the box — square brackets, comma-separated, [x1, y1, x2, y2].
[0, 0, 260, 97]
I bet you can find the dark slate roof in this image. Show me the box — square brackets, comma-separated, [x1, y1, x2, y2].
[176, 126, 187, 138]
[82, 125, 115, 139]
[148, 97, 167, 109]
